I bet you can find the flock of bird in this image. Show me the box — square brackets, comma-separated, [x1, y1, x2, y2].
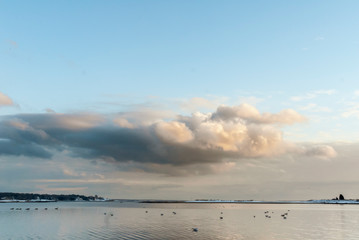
[10, 207, 58, 211]
[142, 208, 291, 233]
[8, 206, 291, 233]
[262, 209, 290, 220]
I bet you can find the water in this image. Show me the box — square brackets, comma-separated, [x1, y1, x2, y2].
[1, 201, 359, 239]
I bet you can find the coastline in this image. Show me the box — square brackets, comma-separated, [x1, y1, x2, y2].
[140, 199, 359, 205]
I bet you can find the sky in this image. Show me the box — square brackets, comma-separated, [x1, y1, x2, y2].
[1, 0, 359, 200]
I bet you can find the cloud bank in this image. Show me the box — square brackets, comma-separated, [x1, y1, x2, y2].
[0, 104, 336, 175]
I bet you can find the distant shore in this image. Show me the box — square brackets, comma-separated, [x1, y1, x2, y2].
[0, 192, 110, 203]
[140, 199, 359, 205]
[3, 192, 357, 205]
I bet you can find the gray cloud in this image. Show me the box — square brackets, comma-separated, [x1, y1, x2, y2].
[0, 140, 52, 158]
[301, 145, 337, 160]
[0, 104, 335, 175]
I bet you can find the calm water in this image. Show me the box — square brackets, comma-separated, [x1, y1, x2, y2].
[1, 201, 359, 239]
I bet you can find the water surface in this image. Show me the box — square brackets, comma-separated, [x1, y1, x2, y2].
[1, 201, 359, 239]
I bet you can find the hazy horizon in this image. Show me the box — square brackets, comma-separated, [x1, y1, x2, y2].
[1, 0, 359, 201]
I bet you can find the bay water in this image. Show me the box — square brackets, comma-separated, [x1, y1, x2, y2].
[1, 201, 359, 239]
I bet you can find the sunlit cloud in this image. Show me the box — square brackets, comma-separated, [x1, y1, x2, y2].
[0, 103, 336, 176]
[179, 97, 225, 112]
[0, 92, 14, 106]
[212, 104, 307, 124]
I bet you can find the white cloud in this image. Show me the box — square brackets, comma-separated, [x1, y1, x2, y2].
[300, 103, 332, 113]
[342, 103, 359, 118]
[291, 90, 336, 102]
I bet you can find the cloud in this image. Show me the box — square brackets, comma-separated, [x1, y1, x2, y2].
[179, 97, 219, 112]
[114, 108, 175, 126]
[0, 104, 334, 175]
[212, 104, 307, 124]
[0, 92, 14, 106]
[300, 103, 332, 113]
[301, 145, 337, 160]
[291, 90, 336, 102]
[45, 108, 56, 113]
[155, 121, 193, 144]
[314, 90, 335, 95]
[342, 103, 359, 119]
[0, 140, 52, 159]
[113, 118, 135, 129]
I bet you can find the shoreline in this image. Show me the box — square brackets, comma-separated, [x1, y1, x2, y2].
[140, 199, 359, 205]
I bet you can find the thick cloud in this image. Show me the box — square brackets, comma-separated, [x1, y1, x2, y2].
[0, 92, 14, 106]
[0, 104, 335, 175]
[212, 104, 307, 124]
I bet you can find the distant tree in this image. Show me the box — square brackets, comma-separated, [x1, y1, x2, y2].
[339, 194, 345, 200]
[0, 192, 105, 202]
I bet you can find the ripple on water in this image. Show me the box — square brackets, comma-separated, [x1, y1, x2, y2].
[2, 202, 359, 239]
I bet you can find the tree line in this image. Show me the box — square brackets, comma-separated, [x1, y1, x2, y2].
[0, 192, 104, 201]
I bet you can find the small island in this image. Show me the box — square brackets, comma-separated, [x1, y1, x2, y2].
[0, 192, 110, 203]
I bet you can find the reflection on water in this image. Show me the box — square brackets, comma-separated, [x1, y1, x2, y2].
[1, 202, 359, 239]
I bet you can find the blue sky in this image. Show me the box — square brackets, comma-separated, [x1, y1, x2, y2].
[1, 1, 359, 200]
